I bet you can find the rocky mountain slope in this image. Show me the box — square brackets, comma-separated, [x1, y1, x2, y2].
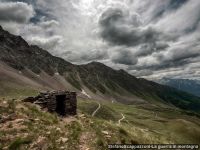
[0, 25, 200, 113]
[157, 78, 200, 97]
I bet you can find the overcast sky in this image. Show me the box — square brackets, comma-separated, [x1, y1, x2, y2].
[0, 0, 200, 80]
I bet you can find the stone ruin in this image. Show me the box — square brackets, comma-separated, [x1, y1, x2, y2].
[23, 91, 77, 116]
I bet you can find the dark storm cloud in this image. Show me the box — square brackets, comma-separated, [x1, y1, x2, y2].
[155, 42, 169, 50]
[157, 42, 200, 64]
[99, 8, 174, 47]
[130, 44, 200, 71]
[135, 44, 155, 57]
[80, 50, 108, 62]
[99, 7, 174, 66]
[111, 50, 138, 65]
[129, 58, 190, 72]
[0, 2, 34, 23]
[135, 42, 169, 57]
[168, 0, 189, 10]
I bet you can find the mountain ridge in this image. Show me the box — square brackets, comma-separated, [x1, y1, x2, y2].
[0, 25, 200, 113]
[157, 78, 200, 97]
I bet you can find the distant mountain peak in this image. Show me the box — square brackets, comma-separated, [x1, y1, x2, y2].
[86, 61, 109, 67]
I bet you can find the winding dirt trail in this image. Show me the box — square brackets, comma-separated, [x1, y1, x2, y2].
[118, 113, 125, 125]
[92, 102, 101, 117]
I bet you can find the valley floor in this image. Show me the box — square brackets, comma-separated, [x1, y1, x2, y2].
[0, 97, 200, 150]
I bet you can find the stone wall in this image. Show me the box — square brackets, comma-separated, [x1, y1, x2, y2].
[23, 91, 77, 116]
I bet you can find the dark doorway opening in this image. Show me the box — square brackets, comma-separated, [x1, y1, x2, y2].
[56, 95, 66, 116]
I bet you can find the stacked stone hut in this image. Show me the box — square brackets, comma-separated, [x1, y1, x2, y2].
[23, 91, 77, 116]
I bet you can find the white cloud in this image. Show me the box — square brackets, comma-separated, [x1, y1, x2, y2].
[39, 20, 59, 29]
[155, 0, 200, 33]
[0, 2, 35, 23]
[27, 35, 63, 51]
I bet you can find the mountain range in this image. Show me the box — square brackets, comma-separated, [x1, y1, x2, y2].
[0, 25, 200, 113]
[157, 78, 200, 97]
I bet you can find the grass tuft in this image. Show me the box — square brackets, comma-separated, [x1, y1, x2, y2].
[8, 138, 32, 150]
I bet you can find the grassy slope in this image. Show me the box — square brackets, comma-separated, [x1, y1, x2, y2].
[79, 99, 200, 144]
[0, 81, 38, 99]
[1, 96, 199, 150]
[0, 79, 36, 100]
